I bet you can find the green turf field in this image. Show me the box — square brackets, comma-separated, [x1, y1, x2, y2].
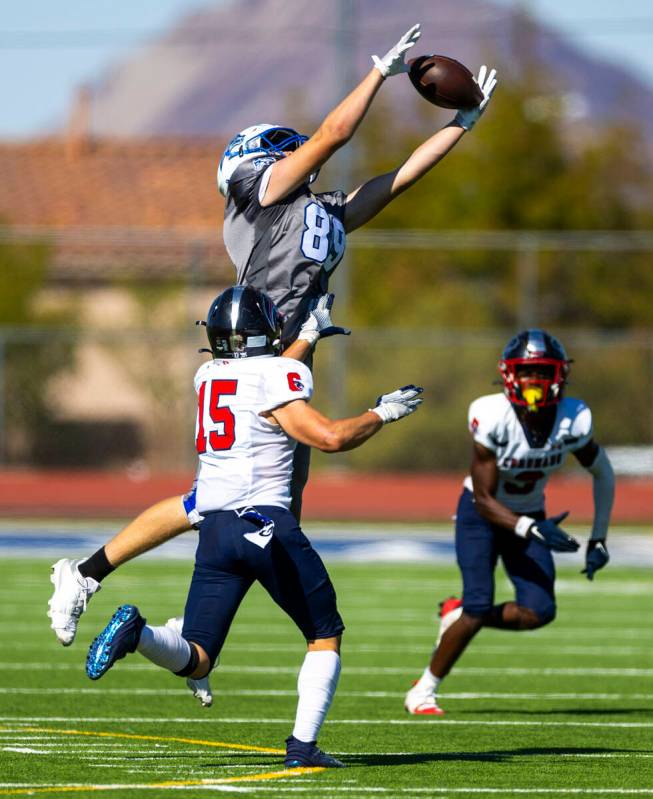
[1, 558, 652, 797]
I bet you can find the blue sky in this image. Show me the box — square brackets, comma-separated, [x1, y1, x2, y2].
[2, 0, 653, 138]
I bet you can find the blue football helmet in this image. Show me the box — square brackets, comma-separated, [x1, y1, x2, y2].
[217, 123, 309, 196]
[499, 328, 571, 411]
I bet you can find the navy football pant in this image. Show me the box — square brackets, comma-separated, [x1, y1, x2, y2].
[455, 489, 556, 624]
[182, 506, 344, 668]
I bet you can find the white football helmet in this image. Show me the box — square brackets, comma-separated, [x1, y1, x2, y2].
[217, 124, 308, 197]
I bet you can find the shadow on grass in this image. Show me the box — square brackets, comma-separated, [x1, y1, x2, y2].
[178, 748, 651, 771]
[346, 746, 650, 767]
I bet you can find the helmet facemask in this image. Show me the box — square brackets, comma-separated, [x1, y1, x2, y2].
[217, 124, 310, 196]
[498, 329, 571, 413]
[256, 127, 307, 156]
[499, 358, 570, 412]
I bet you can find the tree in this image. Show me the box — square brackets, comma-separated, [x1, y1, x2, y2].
[312, 74, 653, 471]
[345, 78, 653, 330]
[0, 233, 77, 463]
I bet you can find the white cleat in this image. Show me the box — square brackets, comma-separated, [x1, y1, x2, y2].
[187, 676, 213, 708]
[404, 681, 445, 716]
[165, 616, 215, 709]
[48, 558, 101, 646]
[436, 596, 463, 648]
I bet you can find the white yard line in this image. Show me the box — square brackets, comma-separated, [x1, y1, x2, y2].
[2, 663, 652, 676]
[2, 784, 653, 795]
[5, 623, 653, 639]
[3, 738, 653, 760]
[11, 627, 653, 657]
[3, 716, 653, 728]
[522, 628, 653, 639]
[11, 641, 650, 656]
[1, 688, 653, 701]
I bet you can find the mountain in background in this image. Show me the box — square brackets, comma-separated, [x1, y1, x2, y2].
[86, 0, 653, 143]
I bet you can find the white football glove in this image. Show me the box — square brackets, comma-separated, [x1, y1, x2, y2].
[454, 65, 498, 131]
[298, 293, 351, 347]
[372, 24, 421, 78]
[371, 384, 424, 424]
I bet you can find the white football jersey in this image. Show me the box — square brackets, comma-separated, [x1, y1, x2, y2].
[463, 393, 593, 513]
[193, 355, 313, 512]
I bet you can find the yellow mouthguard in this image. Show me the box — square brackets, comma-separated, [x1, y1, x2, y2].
[523, 386, 544, 410]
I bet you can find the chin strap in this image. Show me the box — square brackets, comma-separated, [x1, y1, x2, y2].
[585, 446, 615, 541]
[196, 320, 211, 355]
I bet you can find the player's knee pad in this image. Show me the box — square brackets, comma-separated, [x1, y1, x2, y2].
[174, 641, 201, 677]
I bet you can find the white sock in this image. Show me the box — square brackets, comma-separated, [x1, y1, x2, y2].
[292, 650, 341, 743]
[416, 666, 441, 693]
[137, 624, 191, 673]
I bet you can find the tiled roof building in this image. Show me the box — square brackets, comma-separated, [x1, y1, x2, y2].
[0, 119, 230, 283]
[0, 123, 236, 467]
[0, 137, 221, 229]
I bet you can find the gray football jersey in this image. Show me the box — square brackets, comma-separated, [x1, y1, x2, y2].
[223, 157, 347, 344]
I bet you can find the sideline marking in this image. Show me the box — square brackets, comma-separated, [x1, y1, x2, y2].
[1, 725, 284, 754]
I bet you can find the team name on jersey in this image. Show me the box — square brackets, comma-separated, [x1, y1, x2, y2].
[501, 452, 564, 470]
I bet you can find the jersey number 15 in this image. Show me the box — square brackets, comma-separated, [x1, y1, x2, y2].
[196, 379, 238, 454]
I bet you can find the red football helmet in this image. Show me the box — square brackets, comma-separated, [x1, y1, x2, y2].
[498, 329, 571, 411]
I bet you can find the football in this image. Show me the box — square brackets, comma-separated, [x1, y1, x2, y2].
[408, 55, 483, 110]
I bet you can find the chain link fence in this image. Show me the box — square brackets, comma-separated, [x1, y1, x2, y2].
[1, 226, 652, 473]
[1, 325, 651, 473]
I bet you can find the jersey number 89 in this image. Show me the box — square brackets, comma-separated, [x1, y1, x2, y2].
[301, 201, 345, 273]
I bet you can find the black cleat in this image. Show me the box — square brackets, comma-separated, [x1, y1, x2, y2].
[284, 735, 345, 768]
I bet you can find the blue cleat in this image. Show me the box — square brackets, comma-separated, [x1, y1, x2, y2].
[284, 735, 345, 768]
[86, 604, 145, 681]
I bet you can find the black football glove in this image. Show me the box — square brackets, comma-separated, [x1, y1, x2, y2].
[528, 512, 580, 553]
[581, 539, 609, 580]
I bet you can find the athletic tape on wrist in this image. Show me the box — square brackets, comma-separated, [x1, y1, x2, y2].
[515, 515, 536, 538]
[369, 406, 389, 423]
[298, 330, 320, 347]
